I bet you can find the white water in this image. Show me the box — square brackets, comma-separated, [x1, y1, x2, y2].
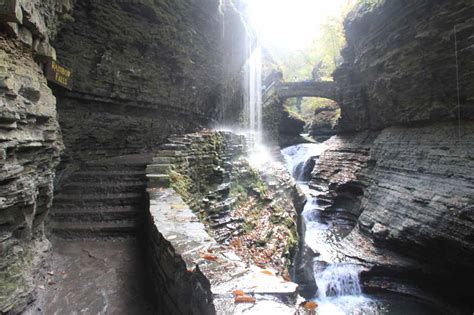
[244, 43, 263, 145]
[281, 143, 376, 314]
[316, 264, 362, 299]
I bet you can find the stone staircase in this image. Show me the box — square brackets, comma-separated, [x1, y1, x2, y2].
[49, 154, 152, 238]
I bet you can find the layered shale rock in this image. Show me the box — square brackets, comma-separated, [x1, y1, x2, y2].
[310, 123, 473, 308]
[0, 0, 70, 308]
[335, 0, 474, 132]
[145, 131, 300, 314]
[303, 0, 474, 310]
[53, 0, 247, 164]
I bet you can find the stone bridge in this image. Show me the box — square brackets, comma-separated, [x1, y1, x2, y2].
[263, 81, 340, 106]
[274, 81, 339, 102]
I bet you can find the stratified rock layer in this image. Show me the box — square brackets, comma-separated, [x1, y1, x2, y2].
[0, 37, 63, 313]
[53, 0, 247, 163]
[309, 122, 474, 308]
[335, 0, 474, 131]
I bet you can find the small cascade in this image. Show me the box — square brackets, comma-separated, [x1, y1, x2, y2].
[315, 264, 362, 299]
[281, 143, 327, 181]
[282, 143, 372, 314]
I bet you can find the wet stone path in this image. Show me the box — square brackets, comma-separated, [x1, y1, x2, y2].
[40, 238, 153, 315]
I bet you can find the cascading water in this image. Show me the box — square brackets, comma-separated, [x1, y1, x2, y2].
[315, 264, 362, 299]
[244, 42, 263, 145]
[282, 143, 377, 314]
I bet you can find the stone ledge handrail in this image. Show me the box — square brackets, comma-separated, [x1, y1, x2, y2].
[144, 131, 299, 314]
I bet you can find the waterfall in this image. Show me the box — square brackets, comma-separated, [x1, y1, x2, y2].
[281, 143, 327, 181]
[281, 144, 371, 314]
[315, 264, 362, 299]
[244, 42, 263, 145]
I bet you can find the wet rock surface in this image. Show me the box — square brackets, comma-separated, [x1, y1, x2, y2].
[49, 154, 151, 239]
[40, 238, 153, 315]
[308, 121, 474, 311]
[145, 131, 303, 314]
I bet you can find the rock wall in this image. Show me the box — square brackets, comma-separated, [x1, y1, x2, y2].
[0, 0, 71, 312]
[145, 131, 300, 314]
[335, 0, 474, 132]
[304, 1, 474, 310]
[145, 204, 215, 315]
[53, 0, 248, 164]
[310, 122, 473, 309]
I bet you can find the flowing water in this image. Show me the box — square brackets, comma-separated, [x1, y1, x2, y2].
[244, 42, 263, 145]
[281, 143, 441, 315]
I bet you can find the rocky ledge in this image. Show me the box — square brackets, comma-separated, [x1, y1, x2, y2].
[144, 131, 306, 314]
[307, 121, 473, 311]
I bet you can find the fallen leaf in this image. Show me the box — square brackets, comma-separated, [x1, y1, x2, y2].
[260, 270, 273, 276]
[202, 254, 218, 261]
[231, 289, 245, 296]
[234, 295, 256, 303]
[282, 269, 291, 282]
[47, 279, 55, 285]
[47, 271, 54, 276]
[303, 301, 318, 310]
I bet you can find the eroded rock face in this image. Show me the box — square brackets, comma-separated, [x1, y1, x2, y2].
[335, 0, 474, 132]
[309, 122, 474, 308]
[0, 37, 63, 313]
[53, 0, 247, 163]
[0, 1, 72, 311]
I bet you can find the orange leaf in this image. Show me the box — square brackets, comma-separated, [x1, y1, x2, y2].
[260, 270, 273, 276]
[234, 295, 256, 303]
[202, 254, 218, 261]
[232, 289, 245, 296]
[282, 270, 291, 282]
[303, 301, 318, 310]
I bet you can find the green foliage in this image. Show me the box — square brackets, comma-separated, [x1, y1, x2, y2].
[262, 5, 351, 83]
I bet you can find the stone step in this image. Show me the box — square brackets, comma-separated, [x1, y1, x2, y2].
[147, 174, 170, 188]
[152, 156, 183, 164]
[50, 206, 140, 222]
[60, 181, 146, 194]
[146, 164, 171, 174]
[160, 143, 187, 150]
[53, 192, 144, 208]
[70, 170, 146, 182]
[83, 164, 145, 171]
[51, 220, 139, 238]
[155, 150, 184, 157]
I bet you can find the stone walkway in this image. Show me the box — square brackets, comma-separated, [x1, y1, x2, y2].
[39, 238, 153, 315]
[148, 187, 299, 314]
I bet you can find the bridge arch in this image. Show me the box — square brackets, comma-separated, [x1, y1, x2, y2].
[274, 81, 340, 102]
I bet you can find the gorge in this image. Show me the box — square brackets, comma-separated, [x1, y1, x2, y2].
[0, 0, 473, 314]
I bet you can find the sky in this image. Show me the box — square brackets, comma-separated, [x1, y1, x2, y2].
[243, 0, 350, 51]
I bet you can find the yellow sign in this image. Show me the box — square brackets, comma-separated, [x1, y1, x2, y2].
[45, 60, 73, 90]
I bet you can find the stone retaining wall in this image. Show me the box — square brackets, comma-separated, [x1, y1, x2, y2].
[144, 131, 300, 314]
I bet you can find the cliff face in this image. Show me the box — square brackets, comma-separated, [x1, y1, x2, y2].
[310, 124, 473, 305]
[308, 0, 474, 309]
[0, 0, 247, 312]
[334, 0, 473, 132]
[0, 0, 70, 312]
[53, 0, 247, 164]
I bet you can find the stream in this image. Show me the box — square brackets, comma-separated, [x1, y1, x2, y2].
[281, 143, 442, 315]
